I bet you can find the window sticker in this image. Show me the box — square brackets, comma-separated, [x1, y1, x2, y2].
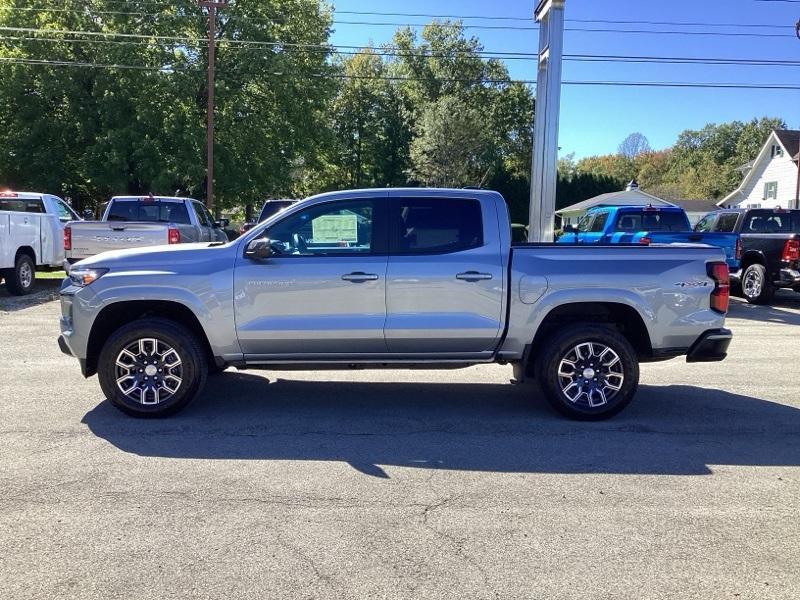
[312, 214, 358, 243]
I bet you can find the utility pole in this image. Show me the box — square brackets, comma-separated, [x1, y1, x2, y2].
[199, 0, 228, 213]
[795, 19, 799, 209]
[528, 0, 566, 242]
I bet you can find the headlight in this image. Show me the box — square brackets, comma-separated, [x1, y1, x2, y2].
[68, 267, 108, 287]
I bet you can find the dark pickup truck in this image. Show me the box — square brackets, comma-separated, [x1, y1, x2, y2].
[694, 208, 800, 304]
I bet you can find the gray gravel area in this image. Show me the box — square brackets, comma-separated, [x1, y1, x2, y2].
[1, 284, 799, 599]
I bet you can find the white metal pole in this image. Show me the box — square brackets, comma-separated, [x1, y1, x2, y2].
[528, 0, 566, 242]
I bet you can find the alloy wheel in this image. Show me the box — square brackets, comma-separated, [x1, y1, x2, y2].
[557, 342, 625, 408]
[114, 338, 183, 405]
[743, 268, 762, 299]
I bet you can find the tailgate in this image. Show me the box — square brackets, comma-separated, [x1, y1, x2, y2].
[68, 221, 170, 259]
[647, 231, 740, 269]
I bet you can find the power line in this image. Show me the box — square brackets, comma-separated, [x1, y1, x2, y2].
[3, 56, 800, 91]
[3, 32, 800, 68]
[1, 7, 797, 36]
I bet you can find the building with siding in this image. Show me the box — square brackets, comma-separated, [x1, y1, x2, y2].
[719, 129, 800, 210]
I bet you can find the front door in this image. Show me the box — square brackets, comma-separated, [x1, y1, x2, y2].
[384, 194, 505, 356]
[234, 195, 389, 358]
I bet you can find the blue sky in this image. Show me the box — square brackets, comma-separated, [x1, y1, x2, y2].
[329, 0, 800, 158]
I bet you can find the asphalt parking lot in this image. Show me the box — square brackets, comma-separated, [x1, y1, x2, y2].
[1, 281, 799, 600]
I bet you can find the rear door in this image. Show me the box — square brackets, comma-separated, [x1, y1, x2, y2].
[384, 192, 504, 356]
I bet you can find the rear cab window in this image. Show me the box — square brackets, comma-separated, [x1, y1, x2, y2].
[613, 209, 688, 232]
[743, 211, 800, 233]
[0, 195, 44, 213]
[391, 197, 483, 254]
[107, 199, 191, 225]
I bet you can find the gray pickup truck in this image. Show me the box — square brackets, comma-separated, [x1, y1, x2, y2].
[64, 195, 228, 264]
[58, 188, 732, 420]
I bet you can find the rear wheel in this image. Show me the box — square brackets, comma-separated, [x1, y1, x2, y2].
[742, 263, 774, 305]
[535, 324, 639, 420]
[97, 318, 207, 417]
[5, 254, 36, 295]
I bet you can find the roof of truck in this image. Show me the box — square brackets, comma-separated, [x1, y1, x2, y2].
[110, 195, 198, 202]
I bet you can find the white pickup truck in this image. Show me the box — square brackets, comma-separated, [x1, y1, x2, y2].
[64, 196, 229, 265]
[0, 191, 80, 295]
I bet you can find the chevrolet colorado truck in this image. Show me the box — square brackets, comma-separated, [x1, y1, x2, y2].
[557, 205, 741, 270]
[64, 195, 229, 265]
[693, 207, 800, 304]
[1, 190, 81, 295]
[58, 188, 732, 420]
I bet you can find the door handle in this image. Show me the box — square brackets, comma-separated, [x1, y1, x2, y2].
[456, 271, 493, 282]
[342, 272, 379, 282]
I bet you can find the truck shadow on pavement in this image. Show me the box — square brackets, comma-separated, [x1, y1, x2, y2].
[728, 294, 800, 325]
[0, 280, 61, 312]
[82, 372, 800, 478]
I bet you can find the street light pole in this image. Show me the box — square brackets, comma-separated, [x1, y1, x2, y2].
[795, 20, 799, 209]
[199, 0, 228, 213]
[528, 0, 566, 242]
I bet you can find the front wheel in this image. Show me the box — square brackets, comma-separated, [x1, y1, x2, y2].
[742, 263, 774, 304]
[535, 324, 639, 420]
[97, 318, 207, 417]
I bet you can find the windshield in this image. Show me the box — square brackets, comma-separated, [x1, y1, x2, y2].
[107, 200, 191, 224]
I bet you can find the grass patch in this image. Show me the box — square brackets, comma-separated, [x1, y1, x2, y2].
[37, 270, 66, 280]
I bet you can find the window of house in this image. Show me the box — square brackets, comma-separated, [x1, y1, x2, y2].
[771, 145, 784, 158]
[763, 182, 778, 200]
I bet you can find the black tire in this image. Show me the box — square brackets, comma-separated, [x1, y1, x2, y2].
[741, 263, 774, 305]
[5, 253, 36, 296]
[535, 324, 639, 421]
[97, 318, 207, 418]
[207, 362, 227, 375]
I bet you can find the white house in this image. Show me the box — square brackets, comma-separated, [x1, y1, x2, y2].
[719, 129, 800, 210]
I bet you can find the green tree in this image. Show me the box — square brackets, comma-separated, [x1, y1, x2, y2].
[408, 96, 492, 187]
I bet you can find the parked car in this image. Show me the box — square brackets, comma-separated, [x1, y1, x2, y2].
[557, 205, 740, 270]
[64, 195, 229, 265]
[58, 188, 731, 420]
[0, 190, 80, 295]
[694, 207, 800, 304]
[239, 199, 297, 235]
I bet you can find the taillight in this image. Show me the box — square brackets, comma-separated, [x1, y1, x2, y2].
[168, 227, 181, 244]
[63, 226, 71, 251]
[708, 261, 730, 314]
[638, 236, 651, 245]
[735, 237, 742, 261]
[781, 239, 800, 262]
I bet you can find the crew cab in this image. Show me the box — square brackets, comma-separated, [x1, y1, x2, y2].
[58, 189, 732, 421]
[557, 205, 741, 270]
[0, 190, 80, 295]
[64, 195, 228, 264]
[694, 207, 800, 304]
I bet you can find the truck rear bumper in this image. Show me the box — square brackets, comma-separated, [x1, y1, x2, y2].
[686, 328, 732, 363]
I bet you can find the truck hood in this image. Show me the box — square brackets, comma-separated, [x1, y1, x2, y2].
[74, 242, 230, 269]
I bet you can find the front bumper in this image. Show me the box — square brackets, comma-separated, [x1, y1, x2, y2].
[686, 328, 732, 363]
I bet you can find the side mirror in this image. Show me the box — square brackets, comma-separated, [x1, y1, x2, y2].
[244, 238, 273, 260]
[215, 218, 230, 229]
[81, 209, 94, 220]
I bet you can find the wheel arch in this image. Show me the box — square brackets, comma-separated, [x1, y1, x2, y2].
[523, 301, 652, 378]
[85, 300, 215, 377]
[740, 250, 766, 271]
[15, 245, 37, 264]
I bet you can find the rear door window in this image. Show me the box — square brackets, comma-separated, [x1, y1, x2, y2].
[391, 197, 483, 254]
[713, 213, 739, 232]
[191, 201, 210, 226]
[694, 214, 715, 233]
